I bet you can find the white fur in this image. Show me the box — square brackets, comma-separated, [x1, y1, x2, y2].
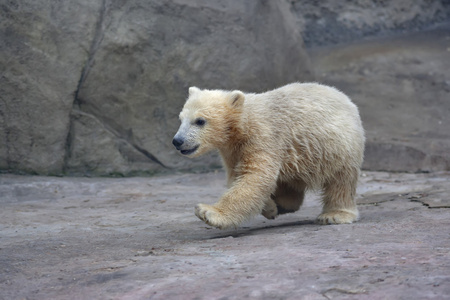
[174, 83, 365, 229]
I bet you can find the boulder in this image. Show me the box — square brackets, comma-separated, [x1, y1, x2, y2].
[0, 0, 103, 174]
[0, 0, 314, 176]
[68, 0, 313, 175]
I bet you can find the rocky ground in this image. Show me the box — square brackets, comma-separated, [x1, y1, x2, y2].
[1, 170, 449, 299]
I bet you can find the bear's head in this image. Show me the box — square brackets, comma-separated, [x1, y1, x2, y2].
[172, 87, 245, 157]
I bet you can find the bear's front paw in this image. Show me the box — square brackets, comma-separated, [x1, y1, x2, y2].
[317, 210, 358, 225]
[195, 204, 236, 229]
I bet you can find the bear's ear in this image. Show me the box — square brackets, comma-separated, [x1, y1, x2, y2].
[230, 90, 245, 108]
[189, 86, 200, 96]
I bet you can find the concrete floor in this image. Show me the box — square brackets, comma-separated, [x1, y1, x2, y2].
[1, 171, 449, 299]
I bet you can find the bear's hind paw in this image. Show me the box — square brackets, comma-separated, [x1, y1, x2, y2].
[262, 200, 278, 219]
[317, 210, 358, 225]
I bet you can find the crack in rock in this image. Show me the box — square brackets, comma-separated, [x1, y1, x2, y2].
[409, 192, 450, 209]
[64, 0, 168, 171]
[71, 109, 168, 169]
[74, 0, 111, 107]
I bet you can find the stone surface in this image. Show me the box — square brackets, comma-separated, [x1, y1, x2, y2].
[69, 0, 313, 176]
[1, 0, 314, 176]
[291, 0, 450, 47]
[1, 0, 450, 176]
[0, 0, 103, 175]
[1, 171, 449, 299]
[310, 23, 450, 172]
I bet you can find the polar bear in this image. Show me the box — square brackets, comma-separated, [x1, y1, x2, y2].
[173, 83, 365, 229]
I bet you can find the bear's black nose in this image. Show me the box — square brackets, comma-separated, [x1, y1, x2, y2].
[172, 137, 184, 149]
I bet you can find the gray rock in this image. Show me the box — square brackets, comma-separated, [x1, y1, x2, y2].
[310, 24, 450, 172]
[66, 110, 159, 176]
[1, 0, 449, 175]
[0, 0, 103, 175]
[0, 0, 315, 176]
[291, 0, 450, 47]
[70, 0, 313, 175]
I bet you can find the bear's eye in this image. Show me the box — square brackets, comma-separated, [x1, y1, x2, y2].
[194, 118, 206, 127]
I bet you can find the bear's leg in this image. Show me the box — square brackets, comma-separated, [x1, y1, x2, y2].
[195, 161, 279, 229]
[274, 181, 306, 214]
[262, 181, 305, 219]
[317, 168, 359, 224]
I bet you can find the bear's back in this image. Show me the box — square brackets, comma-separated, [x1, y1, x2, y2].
[246, 83, 361, 129]
[242, 83, 365, 184]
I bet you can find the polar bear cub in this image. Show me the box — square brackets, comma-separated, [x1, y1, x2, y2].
[173, 83, 365, 229]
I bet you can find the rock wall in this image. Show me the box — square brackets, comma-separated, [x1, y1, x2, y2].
[1, 0, 313, 176]
[291, 0, 450, 47]
[1, 0, 449, 175]
[310, 24, 450, 172]
[0, 1, 102, 175]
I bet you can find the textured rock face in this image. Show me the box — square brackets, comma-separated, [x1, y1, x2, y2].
[291, 0, 450, 47]
[1, 0, 313, 176]
[0, 1, 103, 174]
[69, 0, 313, 176]
[310, 24, 450, 172]
[1, 0, 449, 175]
